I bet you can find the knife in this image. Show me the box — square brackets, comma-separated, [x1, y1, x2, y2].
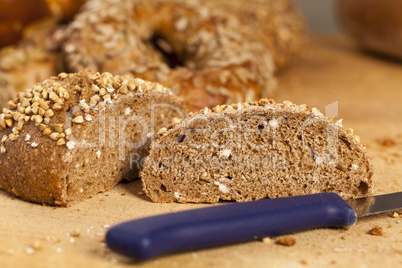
[106, 192, 402, 260]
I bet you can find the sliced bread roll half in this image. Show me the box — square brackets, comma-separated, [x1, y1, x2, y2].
[141, 99, 375, 203]
[0, 70, 187, 205]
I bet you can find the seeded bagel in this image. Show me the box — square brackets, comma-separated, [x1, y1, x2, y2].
[64, 0, 306, 111]
[0, 0, 305, 112]
[0, 70, 187, 206]
[141, 99, 375, 203]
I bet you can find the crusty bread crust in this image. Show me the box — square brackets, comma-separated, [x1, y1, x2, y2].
[141, 99, 375, 203]
[0, 70, 187, 205]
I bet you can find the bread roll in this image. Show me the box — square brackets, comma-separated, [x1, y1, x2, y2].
[141, 99, 375, 203]
[0, 70, 187, 206]
[339, 0, 402, 60]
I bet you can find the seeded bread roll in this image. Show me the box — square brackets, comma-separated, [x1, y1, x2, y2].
[141, 99, 375, 203]
[0, 70, 186, 206]
[338, 0, 402, 60]
[0, 18, 65, 109]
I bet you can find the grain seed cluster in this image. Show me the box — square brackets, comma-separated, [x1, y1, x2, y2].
[0, 71, 172, 153]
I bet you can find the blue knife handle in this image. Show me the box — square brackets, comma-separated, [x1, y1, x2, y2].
[106, 193, 356, 260]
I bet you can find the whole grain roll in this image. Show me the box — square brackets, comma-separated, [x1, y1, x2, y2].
[0, 70, 187, 206]
[339, 0, 402, 60]
[141, 99, 375, 203]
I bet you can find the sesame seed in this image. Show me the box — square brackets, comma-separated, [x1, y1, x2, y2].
[90, 95, 100, 107]
[21, 99, 31, 108]
[49, 92, 58, 101]
[1, 146, 6, 154]
[49, 133, 59, 140]
[44, 109, 54, 118]
[25, 134, 31, 141]
[57, 138, 66, 146]
[172, 117, 181, 125]
[99, 88, 107, 96]
[5, 118, 13, 127]
[39, 124, 47, 131]
[0, 119, 6, 129]
[72, 116, 84, 124]
[38, 107, 45, 117]
[53, 97, 63, 104]
[52, 103, 63, 111]
[8, 100, 17, 109]
[34, 115, 43, 124]
[66, 141, 76, 149]
[85, 114, 93, 121]
[9, 134, 19, 141]
[31, 106, 39, 115]
[42, 128, 52, 135]
[40, 101, 50, 110]
[57, 86, 66, 95]
[58, 72, 68, 79]
[65, 128, 72, 136]
[96, 150, 101, 159]
[25, 106, 32, 114]
[31, 142, 39, 148]
[17, 120, 24, 131]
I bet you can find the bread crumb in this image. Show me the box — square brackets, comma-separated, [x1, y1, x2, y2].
[300, 260, 308, 265]
[32, 240, 41, 250]
[31, 141, 39, 147]
[262, 237, 272, 244]
[392, 212, 399, 218]
[377, 137, 396, 147]
[25, 247, 34, 255]
[368, 226, 383, 236]
[214, 181, 229, 194]
[45, 236, 60, 243]
[276, 236, 296, 246]
[219, 149, 231, 158]
[70, 229, 81, 237]
[124, 107, 132, 115]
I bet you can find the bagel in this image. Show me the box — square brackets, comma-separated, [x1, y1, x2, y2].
[64, 0, 306, 112]
[0, 0, 305, 112]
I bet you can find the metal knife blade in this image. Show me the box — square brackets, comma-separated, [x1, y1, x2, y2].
[106, 192, 402, 260]
[345, 191, 402, 217]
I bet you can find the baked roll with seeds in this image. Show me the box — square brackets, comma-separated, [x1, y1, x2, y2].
[64, 0, 306, 112]
[141, 99, 375, 203]
[0, 70, 186, 206]
[0, 0, 85, 109]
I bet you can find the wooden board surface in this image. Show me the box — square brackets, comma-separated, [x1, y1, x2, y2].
[1, 35, 402, 268]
